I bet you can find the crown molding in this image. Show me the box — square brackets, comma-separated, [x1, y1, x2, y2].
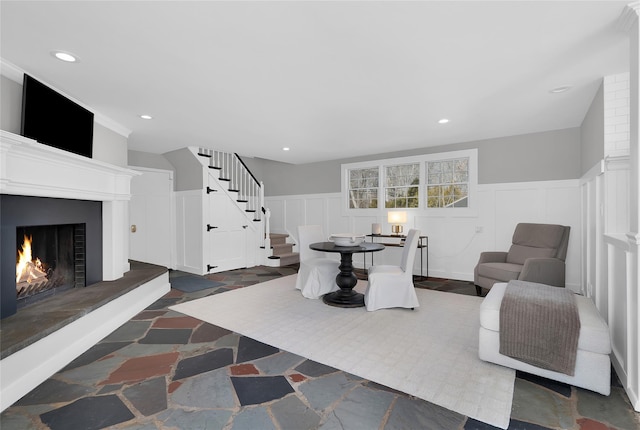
[0, 58, 131, 138]
[0, 59, 24, 84]
[618, 2, 640, 32]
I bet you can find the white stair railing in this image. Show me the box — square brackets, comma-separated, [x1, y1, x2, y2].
[197, 147, 264, 222]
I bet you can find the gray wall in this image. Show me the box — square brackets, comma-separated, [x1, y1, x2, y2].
[255, 127, 582, 196]
[580, 81, 605, 175]
[0, 75, 21, 133]
[128, 149, 176, 171]
[93, 123, 128, 167]
[163, 148, 204, 191]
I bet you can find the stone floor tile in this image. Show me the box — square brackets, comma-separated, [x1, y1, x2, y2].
[152, 315, 201, 329]
[516, 371, 573, 398]
[299, 372, 358, 411]
[231, 363, 260, 375]
[100, 352, 179, 385]
[168, 270, 192, 279]
[466, 417, 553, 429]
[236, 336, 280, 363]
[116, 342, 178, 358]
[363, 380, 405, 395]
[59, 355, 126, 386]
[231, 406, 277, 430]
[96, 383, 123, 395]
[171, 368, 236, 409]
[119, 421, 160, 430]
[62, 341, 132, 371]
[321, 385, 395, 430]
[138, 328, 192, 344]
[123, 376, 167, 416]
[190, 323, 232, 343]
[145, 297, 181, 310]
[270, 394, 321, 430]
[385, 396, 466, 430]
[158, 408, 234, 430]
[162, 288, 184, 298]
[231, 376, 295, 406]
[295, 359, 339, 377]
[254, 351, 306, 375]
[39, 394, 134, 430]
[290, 373, 307, 383]
[173, 348, 234, 380]
[0, 411, 35, 430]
[511, 378, 575, 429]
[102, 320, 151, 342]
[215, 332, 241, 348]
[14, 378, 94, 406]
[131, 310, 167, 320]
[576, 386, 640, 430]
[576, 417, 616, 430]
[168, 380, 182, 393]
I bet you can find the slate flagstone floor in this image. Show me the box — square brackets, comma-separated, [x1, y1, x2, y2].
[1, 265, 639, 430]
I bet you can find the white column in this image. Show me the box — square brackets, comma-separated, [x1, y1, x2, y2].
[102, 200, 130, 280]
[618, 2, 640, 412]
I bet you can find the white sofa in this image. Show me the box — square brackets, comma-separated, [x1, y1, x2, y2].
[479, 282, 612, 395]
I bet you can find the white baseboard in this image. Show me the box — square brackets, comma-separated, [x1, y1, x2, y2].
[0, 273, 170, 412]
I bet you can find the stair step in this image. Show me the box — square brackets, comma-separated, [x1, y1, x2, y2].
[272, 243, 293, 256]
[269, 252, 299, 266]
[269, 233, 289, 246]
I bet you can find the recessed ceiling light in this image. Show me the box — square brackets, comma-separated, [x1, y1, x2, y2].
[140, 114, 153, 120]
[51, 51, 78, 63]
[549, 86, 571, 94]
[438, 118, 450, 124]
[282, 147, 290, 151]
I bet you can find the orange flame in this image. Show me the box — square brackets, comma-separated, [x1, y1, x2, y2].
[16, 235, 47, 284]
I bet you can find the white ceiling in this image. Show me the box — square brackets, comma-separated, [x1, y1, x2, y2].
[0, 1, 630, 164]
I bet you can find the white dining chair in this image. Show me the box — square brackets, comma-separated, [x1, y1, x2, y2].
[364, 228, 421, 311]
[295, 225, 340, 299]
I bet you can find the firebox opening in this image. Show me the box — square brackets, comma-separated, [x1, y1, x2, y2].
[16, 223, 86, 308]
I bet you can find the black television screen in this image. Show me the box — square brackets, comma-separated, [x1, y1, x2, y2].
[20, 74, 94, 158]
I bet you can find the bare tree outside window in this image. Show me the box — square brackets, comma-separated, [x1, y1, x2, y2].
[426, 158, 469, 208]
[385, 163, 420, 208]
[348, 167, 379, 208]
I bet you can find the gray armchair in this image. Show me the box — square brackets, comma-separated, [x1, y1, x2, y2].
[474, 223, 570, 296]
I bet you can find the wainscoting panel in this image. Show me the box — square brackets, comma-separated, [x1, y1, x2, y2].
[265, 179, 581, 285]
[581, 156, 639, 411]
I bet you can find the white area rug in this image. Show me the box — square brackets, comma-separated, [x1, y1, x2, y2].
[170, 275, 515, 429]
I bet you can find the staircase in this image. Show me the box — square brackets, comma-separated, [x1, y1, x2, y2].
[193, 146, 298, 267]
[267, 233, 299, 266]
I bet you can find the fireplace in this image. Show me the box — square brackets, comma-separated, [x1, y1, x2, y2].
[15, 223, 87, 307]
[1, 130, 138, 320]
[1, 195, 103, 318]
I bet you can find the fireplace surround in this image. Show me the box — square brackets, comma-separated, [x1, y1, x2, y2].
[1, 195, 103, 317]
[0, 130, 138, 318]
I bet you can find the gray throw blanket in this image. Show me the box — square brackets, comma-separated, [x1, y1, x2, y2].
[499, 280, 580, 376]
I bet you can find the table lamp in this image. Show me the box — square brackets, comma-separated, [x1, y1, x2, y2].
[388, 211, 407, 235]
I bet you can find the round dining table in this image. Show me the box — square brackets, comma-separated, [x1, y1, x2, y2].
[309, 241, 385, 307]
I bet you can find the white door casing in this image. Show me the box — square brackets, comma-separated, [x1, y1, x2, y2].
[129, 167, 174, 268]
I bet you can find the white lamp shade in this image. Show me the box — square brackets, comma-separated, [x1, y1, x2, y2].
[387, 211, 407, 224]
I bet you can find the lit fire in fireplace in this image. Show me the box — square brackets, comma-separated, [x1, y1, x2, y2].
[16, 235, 48, 291]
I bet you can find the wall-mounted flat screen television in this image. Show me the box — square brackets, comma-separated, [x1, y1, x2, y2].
[20, 74, 94, 158]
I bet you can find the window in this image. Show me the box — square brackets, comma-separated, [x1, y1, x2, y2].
[341, 149, 477, 216]
[426, 157, 469, 208]
[385, 163, 419, 208]
[348, 167, 379, 209]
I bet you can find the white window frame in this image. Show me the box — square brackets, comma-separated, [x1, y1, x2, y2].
[341, 149, 478, 217]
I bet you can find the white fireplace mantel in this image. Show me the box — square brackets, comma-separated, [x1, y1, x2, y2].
[0, 130, 140, 280]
